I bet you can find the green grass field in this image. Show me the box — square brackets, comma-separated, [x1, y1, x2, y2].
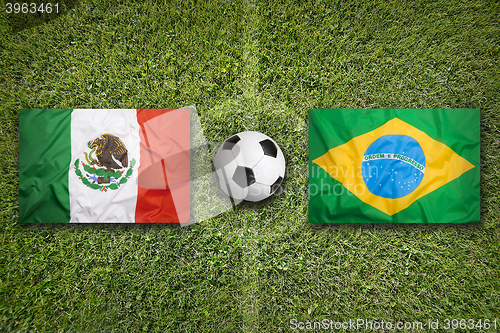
[1, 0, 499, 331]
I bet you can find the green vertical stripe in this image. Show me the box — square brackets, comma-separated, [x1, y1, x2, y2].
[19, 109, 72, 223]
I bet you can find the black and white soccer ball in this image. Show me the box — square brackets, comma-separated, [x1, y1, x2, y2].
[214, 131, 285, 202]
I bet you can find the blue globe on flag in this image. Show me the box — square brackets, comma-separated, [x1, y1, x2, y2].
[362, 134, 426, 199]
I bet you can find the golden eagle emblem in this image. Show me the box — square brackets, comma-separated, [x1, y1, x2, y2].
[86, 134, 128, 171]
[74, 133, 136, 192]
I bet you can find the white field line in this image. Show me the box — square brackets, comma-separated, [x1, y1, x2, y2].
[239, 0, 262, 331]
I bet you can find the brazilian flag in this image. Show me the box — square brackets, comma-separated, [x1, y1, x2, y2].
[309, 109, 480, 223]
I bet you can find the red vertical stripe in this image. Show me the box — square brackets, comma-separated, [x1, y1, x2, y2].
[135, 109, 190, 223]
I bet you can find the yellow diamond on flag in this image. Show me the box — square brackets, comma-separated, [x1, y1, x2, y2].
[312, 117, 475, 216]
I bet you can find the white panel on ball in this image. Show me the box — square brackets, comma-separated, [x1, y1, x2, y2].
[253, 155, 284, 186]
[246, 182, 271, 202]
[233, 139, 264, 168]
[213, 149, 235, 171]
[276, 149, 285, 171]
[215, 160, 248, 201]
[236, 131, 268, 141]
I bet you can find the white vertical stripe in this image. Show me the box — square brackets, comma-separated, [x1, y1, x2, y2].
[69, 109, 140, 222]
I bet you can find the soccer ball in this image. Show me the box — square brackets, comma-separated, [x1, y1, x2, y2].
[214, 131, 285, 202]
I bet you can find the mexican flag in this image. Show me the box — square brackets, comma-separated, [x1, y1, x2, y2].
[309, 109, 480, 223]
[19, 108, 191, 223]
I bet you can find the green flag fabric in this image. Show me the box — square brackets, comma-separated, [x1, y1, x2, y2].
[309, 109, 480, 224]
[19, 109, 73, 222]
